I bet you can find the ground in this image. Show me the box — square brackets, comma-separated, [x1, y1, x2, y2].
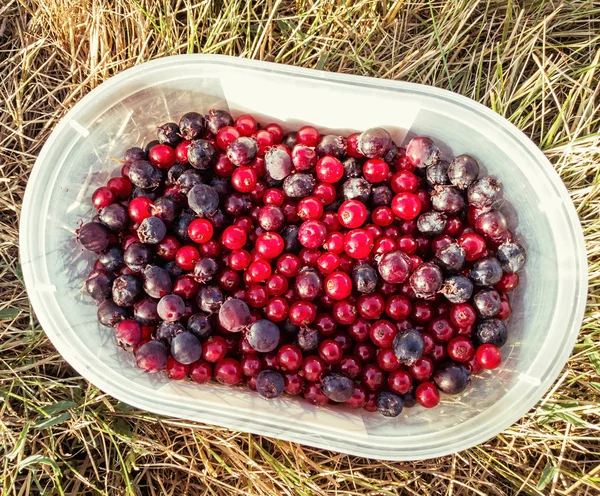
[1, 1, 599, 495]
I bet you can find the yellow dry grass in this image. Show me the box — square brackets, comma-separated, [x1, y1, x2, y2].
[1, 0, 599, 494]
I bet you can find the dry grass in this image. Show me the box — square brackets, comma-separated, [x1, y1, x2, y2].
[1, 0, 599, 494]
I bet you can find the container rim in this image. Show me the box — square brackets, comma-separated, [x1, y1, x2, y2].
[19, 54, 588, 460]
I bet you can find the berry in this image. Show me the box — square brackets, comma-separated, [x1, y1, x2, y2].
[496, 241, 526, 273]
[338, 200, 367, 228]
[256, 370, 285, 399]
[324, 271, 352, 300]
[357, 128, 392, 158]
[406, 136, 439, 168]
[296, 126, 320, 147]
[475, 319, 507, 347]
[214, 358, 243, 385]
[343, 229, 374, 259]
[78, 222, 111, 252]
[392, 192, 421, 220]
[322, 374, 355, 402]
[92, 187, 116, 209]
[440, 275, 473, 304]
[447, 337, 475, 362]
[393, 329, 424, 366]
[316, 156, 344, 183]
[448, 155, 479, 189]
[265, 147, 293, 180]
[171, 332, 202, 364]
[135, 340, 168, 373]
[298, 220, 327, 249]
[149, 144, 176, 169]
[468, 176, 502, 207]
[361, 363, 385, 391]
[415, 382, 440, 408]
[247, 319, 280, 353]
[376, 391, 403, 417]
[475, 344, 502, 369]
[175, 245, 200, 271]
[318, 339, 343, 365]
[218, 298, 251, 332]
[377, 250, 411, 284]
[473, 289, 501, 317]
[457, 232, 487, 261]
[434, 362, 469, 394]
[363, 159, 389, 183]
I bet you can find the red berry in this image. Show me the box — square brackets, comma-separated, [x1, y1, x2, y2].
[339, 200, 367, 228]
[496, 272, 519, 292]
[256, 232, 284, 259]
[332, 299, 357, 325]
[457, 232, 487, 261]
[175, 245, 200, 271]
[388, 369, 412, 394]
[175, 140, 191, 163]
[415, 382, 440, 408]
[317, 252, 340, 274]
[325, 232, 345, 254]
[338, 355, 362, 379]
[265, 123, 284, 143]
[289, 300, 316, 326]
[166, 356, 189, 380]
[298, 220, 327, 249]
[264, 188, 285, 206]
[202, 336, 228, 363]
[297, 196, 324, 220]
[316, 156, 344, 183]
[149, 144, 176, 169]
[304, 383, 329, 406]
[231, 166, 257, 193]
[216, 126, 240, 149]
[221, 226, 247, 250]
[188, 219, 214, 244]
[302, 356, 325, 382]
[283, 371, 304, 395]
[128, 196, 153, 223]
[172, 275, 198, 299]
[428, 316, 455, 343]
[369, 319, 397, 347]
[234, 114, 258, 136]
[156, 236, 181, 261]
[354, 342, 376, 363]
[324, 271, 352, 300]
[296, 126, 320, 147]
[189, 360, 212, 384]
[229, 249, 251, 270]
[373, 237, 396, 255]
[318, 339, 343, 364]
[277, 253, 301, 278]
[449, 303, 477, 328]
[476, 344, 502, 369]
[410, 357, 434, 381]
[345, 384, 367, 408]
[357, 294, 385, 320]
[377, 348, 401, 372]
[372, 206, 394, 226]
[392, 192, 422, 220]
[447, 337, 475, 362]
[107, 177, 132, 199]
[214, 358, 243, 385]
[254, 129, 274, 156]
[313, 183, 337, 205]
[92, 187, 116, 209]
[348, 318, 370, 342]
[363, 158, 389, 183]
[247, 260, 272, 282]
[246, 284, 269, 308]
[241, 354, 262, 377]
[277, 344, 303, 371]
[344, 229, 374, 259]
[391, 170, 419, 193]
[361, 363, 385, 391]
[292, 144, 317, 171]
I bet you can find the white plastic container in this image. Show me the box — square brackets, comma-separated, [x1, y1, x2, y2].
[20, 55, 587, 460]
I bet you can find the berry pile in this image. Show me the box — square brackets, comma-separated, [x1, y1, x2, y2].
[79, 110, 526, 417]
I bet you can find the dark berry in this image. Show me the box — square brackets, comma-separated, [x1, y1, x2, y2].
[179, 112, 205, 140]
[352, 261, 378, 294]
[475, 319, 507, 347]
[283, 173, 315, 199]
[188, 139, 217, 170]
[247, 319, 281, 353]
[406, 136, 439, 168]
[170, 332, 202, 365]
[176, 169, 203, 194]
[473, 289, 501, 317]
[341, 178, 371, 203]
[376, 391, 403, 417]
[393, 329, 425, 366]
[496, 241, 526, 273]
[316, 135, 346, 158]
[470, 257, 503, 286]
[86, 269, 115, 300]
[322, 374, 355, 402]
[433, 362, 469, 394]
[226, 137, 258, 167]
[128, 160, 162, 190]
[157, 294, 186, 321]
[142, 265, 172, 298]
[206, 109, 234, 134]
[156, 321, 185, 343]
[218, 298, 251, 332]
[297, 327, 319, 351]
[135, 340, 168, 373]
[468, 176, 502, 207]
[409, 263, 443, 298]
[417, 211, 447, 237]
[124, 147, 146, 164]
[371, 185, 393, 206]
[256, 370, 285, 399]
[448, 155, 480, 189]
[157, 122, 182, 146]
[97, 299, 129, 327]
[431, 186, 465, 213]
[78, 222, 111, 252]
[436, 243, 466, 272]
[187, 184, 219, 217]
[440, 275, 473, 304]
[358, 128, 392, 158]
[475, 210, 507, 239]
[377, 250, 411, 284]
[112, 274, 142, 307]
[133, 297, 159, 325]
[98, 246, 124, 271]
[197, 285, 225, 314]
[282, 132, 297, 149]
[137, 216, 166, 244]
[426, 160, 449, 186]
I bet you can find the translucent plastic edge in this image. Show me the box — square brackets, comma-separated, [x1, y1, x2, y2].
[19, 54, 588, 460]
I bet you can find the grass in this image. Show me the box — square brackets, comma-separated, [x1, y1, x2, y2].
[1, 0, 599, 494]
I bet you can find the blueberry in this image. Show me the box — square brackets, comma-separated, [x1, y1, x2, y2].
[97, 299, 129, 327]
[431, 186, 465, 213]
[86, 269, 115, 300]
[205, 109, 234, 134]
[196, 285, 225, 314]
[470, 257, 503, 286]
[171, 332, 202, 364]
[342, 178, 371, 203]
[98, 246, 124, 272]
[157, 294, 186, 322]
[352, 261, 378, 294]
[156, 321, 185, 343]
[187, 312, 214, 339]
[163, 260, 184, 279]
[468, 176, 502, 207]
[295, 267, 323, 301]
[247, 319, 280, 353]
[135, 340, 168, 373]
[128, 160, 162, 190]
[187, 184, 219, 217]
[496, 241, 526, 274]
[426, 160, 450, 187]
[176, 169, 203, 194]
[448, 155, 480, 189]
[124, 147, 146, 163]
[297, 327, 319, 351]
[393, 329, 424, 366]
[473, 289, 501, 317]
[282, 226, 301, 254]
[281, 132, 297, 149]
[371, 185, 393, 206]
[137, 216, 167, 244]
[179, 112, 205, 140]
[133, 297, 159, 325]
[142, 265, 172, 298]
[401, 389, 417, 408]
[167, 163, 188, 185]
[436, 243, 465, 272]
[475, 319, 507, 347]
[282, 173, 315, 199]
[112, 274, 142, 307]
[228, 137, 258, 166]
[376, 391, 404, 417]
[152, 196, 180, 224]
[124, 242, 153, 272]
[343, 157, 363, 179]
[322, 374, 355, 402]
[409, 263, 443, 298]
[433, 363, 470, 394]
[440, 275, 473, 304]
[218, 298, 251, 333]
[256, 370, 285, 399]
[193, 257, 219, 283]
[99, 203, 128, 232]
[316, 135, 346, 158]
[172, 210, 196, 242]
[383, 141, 399, 166]
[188, 139, 217, 170]
[131, 187, 158, 201]
[78, 222, 111, 252]
[265, 147, 294, 180]
[157, 122, 182, 146]
[417, 211, 447, 237]
[358, 128, 392, 158]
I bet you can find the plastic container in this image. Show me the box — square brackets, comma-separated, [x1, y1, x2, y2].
[20, 55, 587, 460]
